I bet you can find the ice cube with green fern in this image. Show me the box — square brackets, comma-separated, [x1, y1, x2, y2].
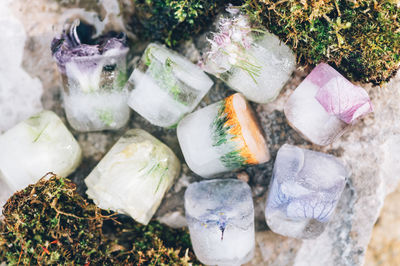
[0, 110, 82, 207]
[85, 129, 181, 225]
[127, 43, 213, 128]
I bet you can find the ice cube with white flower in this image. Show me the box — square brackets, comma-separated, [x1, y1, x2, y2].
[185, 179, 255, 266]
[265, 144, 348, 239]
[52, 20, 130, 132]
[0, 110, 82, 207]
[201, 7, 295, 103]
[127, 43, 214, 128]
[177, 93, 270, 177]
[284, 63, 373, 146]
[85, 129, 180, 225]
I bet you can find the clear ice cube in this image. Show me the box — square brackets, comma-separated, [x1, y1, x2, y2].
[85, 129, 181, 225]
[177, 93, 270, 177]
[0, 111, 82, 207]
[202, 12, 295, 103]
[127, 43, 214, 128]
[185, 179, 255, 266]
[284, 63, 372, 146]
[265, 144, 348, 239]
[61, 50, 130, 132]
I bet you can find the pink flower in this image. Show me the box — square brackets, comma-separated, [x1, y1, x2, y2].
[213, 32, 231, 47]
[314, 71, 373, 124]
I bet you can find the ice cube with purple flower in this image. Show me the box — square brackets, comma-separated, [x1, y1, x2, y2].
[284, 63, 373, 146]
[265, 144, 348, 239]
[185, 179, 255, 265]
[51, 20, 130, 132]
[201, 7, 296, 103]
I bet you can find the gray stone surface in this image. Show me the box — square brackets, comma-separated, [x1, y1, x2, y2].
[4, 0, 400, 265]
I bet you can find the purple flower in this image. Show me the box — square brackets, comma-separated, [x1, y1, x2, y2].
[313, 64, 373, 124]
[51, 19, 128, 74]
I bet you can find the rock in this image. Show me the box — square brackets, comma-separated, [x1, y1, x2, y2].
[4, 0, 400, 265]
[247, 72, 400, 266]
[0, 0, 43, 133]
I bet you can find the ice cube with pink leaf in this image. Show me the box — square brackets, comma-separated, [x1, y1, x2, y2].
[284, 63, 373, 146]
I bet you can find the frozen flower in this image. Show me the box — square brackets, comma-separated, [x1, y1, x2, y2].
[315, 75, 373, 124]
[51, 20, 128, 74]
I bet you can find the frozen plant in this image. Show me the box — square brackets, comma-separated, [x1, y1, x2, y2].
[177, 93, 269, 177]
[85, 129, 180, 225]
[265, 144, 348, 239]
[201, 6, 295, 103]
[284, 63, 373, 146]
[51, 20, 130, 132]
[185, 179, 255, 265]
[127, 43, 213, 127]
[0, 111, 82, 207]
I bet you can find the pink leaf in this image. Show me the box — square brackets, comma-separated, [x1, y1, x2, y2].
[315, 75, 373, 124]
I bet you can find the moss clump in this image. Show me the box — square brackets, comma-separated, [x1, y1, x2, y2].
[244, 0, 400, 84]
[131, 0, 237, 47]
[0, 174, 197, 265]
[0, 174, 108, 265]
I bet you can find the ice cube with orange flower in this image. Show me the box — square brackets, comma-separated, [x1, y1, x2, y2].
[177, 93, 270, 177]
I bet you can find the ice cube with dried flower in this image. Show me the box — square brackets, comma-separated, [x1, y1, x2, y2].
[284, 63, 373, 146]
[85, 129, 180, 225]
[177, 93, 269, 177]
[201, 7, 295, 103]
[51, 20, 130, 132]
[265, 144, 348, 239]
[185, 179, 255, 266]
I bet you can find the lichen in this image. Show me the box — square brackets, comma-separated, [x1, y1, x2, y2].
[0, 174, 198, 265]
[243, 0, 400, 85]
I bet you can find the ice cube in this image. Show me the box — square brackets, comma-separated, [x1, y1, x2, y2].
[0, 111, 82, 207]
[284, 63, 373, 146]
[127, 43, 214, 128]
[185, 179, 255, 265]
[177, 93, 270, 177]
[85, 129, 181, 225]
[52, 20, 130, 132]
[201, 11, 295, 103]
[265, 144, 348, 239]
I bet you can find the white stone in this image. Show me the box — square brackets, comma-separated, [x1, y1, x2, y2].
[0, 0, 43, 133]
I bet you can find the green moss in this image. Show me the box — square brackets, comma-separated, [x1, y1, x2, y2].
[130, 0, 237, 47]
[0, 174, 198, 265]
[244, 0, 400, 84]
[0, 174, 108, 265]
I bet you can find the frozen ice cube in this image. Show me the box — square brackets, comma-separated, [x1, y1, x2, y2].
[185, 179, 255, 265]
[201, 11, 295, 103]
[0, 111, 82, 207]
[177, 93, 270, 177]
[265, 144, 348, 239]
[284, 63, 373, 146]
[85, 129, 181, 225]
[127, 43, 214, 128]
[52, 20, 130, 132]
